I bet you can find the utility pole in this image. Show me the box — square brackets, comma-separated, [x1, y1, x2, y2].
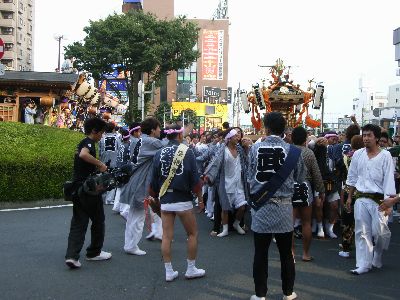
[163, 107, 166, 128]
[54, 34, 64, 72]
[237, 82, 241, 127]
[138, 78, 144, 121]
[320, 97, 325, 132]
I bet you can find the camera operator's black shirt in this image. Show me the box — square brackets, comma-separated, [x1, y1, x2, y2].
[73, 137, 97, 182]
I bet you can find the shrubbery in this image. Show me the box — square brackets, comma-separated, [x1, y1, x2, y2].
[0, 122, 84, 202]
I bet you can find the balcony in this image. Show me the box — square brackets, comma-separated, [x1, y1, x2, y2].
[1, 34, 16, 43]
[2, 51, 15, 60]
[1, 2, 16, 11]
[2, 48, 15, 58]
[0, 18, 14, 27]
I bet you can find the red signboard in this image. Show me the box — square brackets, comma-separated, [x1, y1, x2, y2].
[0, 38, 4, 60]
[202, 30, 224, 81]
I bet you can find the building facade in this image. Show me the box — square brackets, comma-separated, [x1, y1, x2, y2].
[387, 83, 400, 107]
[352, 77, 387, 124]
[0, 0, 34, 71]
[394, 27, 400, 75]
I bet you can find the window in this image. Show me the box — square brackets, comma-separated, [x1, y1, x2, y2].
[1, 27, 13, 35]
[177, 62, 197, 101]
[370, 95, 373, 100]
[205, 105, 215, 115]
[379, 103, 384, 108]
[19, 17, 23, 26]
[353, 105, 356, 110]
[2, 59, 13, 68]
[19, 48, 22, 56]
[4, 43, 13, 51]
[1, 12, 14, 19]
[396, 99, 399, 104]
[3, 0, 14, 3]
[396, 88, 400, 92]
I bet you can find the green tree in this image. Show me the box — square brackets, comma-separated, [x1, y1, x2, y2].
[64, 11, 199, 123]
[181, 109, 197, 127]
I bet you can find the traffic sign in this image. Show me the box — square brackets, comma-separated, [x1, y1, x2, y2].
[0, 38, 4, 60]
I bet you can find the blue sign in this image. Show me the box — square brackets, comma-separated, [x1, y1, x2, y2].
[106, 79, 127, 92]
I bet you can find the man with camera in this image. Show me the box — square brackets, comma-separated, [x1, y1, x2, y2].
[65, 117, 111, 269]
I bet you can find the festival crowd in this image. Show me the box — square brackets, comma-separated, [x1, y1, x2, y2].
[64, 113, 400, 300]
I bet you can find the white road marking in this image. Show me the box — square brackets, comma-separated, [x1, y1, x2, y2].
[0, 204, 72, 212]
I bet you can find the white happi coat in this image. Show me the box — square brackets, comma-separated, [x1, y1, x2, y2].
[346, 148, 396, 269]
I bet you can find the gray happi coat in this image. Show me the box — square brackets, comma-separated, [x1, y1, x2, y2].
[248, 135, 306, 233]
[119, 134, 163, 208]
[204, 144, 250, 211]
[129, 137, 140, 162]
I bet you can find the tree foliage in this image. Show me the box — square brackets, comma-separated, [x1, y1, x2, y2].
[64, 11, 200, 123]
[153, 102, 174, 127]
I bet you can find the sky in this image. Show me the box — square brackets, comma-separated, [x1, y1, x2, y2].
[34, 0, 400, 123]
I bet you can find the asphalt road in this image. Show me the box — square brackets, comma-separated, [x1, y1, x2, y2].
[0, 205, 399, 300]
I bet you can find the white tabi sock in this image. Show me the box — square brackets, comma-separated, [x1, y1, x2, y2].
[311, 219, 317, 232]
[165, 262, 174, 274]
[317, 222, 323, 230]
[217, 224, 229, 237]
[187, 259, 196, 271]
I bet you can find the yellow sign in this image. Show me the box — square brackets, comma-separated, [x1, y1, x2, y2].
[171, 102, 228, 121]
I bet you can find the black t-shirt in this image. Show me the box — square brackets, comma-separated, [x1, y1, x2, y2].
[73, 137, 97, 181]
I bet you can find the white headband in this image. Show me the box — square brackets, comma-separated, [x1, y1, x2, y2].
[225, 129, 238, 142]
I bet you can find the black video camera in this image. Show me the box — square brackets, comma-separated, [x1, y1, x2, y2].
[81, 163, 134, 196]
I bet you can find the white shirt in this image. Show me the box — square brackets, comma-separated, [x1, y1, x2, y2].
[346, 148, 396, 198]
[224, 147, 243, 193]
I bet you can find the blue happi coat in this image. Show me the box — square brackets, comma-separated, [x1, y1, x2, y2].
[149, 140, 203, 204]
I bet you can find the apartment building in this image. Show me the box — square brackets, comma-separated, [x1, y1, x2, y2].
[0, 0, 34, 71]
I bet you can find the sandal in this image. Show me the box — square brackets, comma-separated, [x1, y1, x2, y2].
[210, 231, 218, 237]
[302, 256, 314, 262]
